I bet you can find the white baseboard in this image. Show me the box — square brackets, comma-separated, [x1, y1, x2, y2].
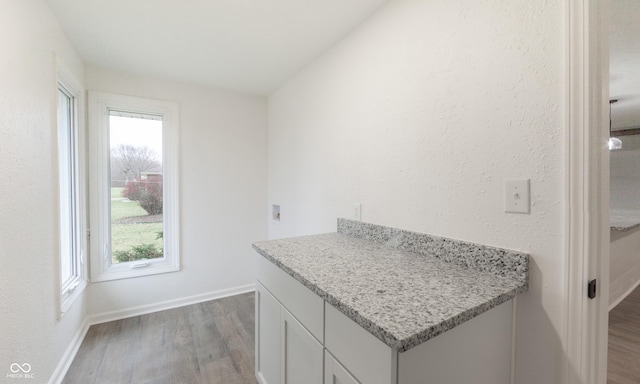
[610, 277, 640, 311]
[47, 317, 91, 384]
[48, 283, 256, 384]
[88, 283, 256, 325]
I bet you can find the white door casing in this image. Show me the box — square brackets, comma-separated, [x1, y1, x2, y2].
[565, 1, 610, 384]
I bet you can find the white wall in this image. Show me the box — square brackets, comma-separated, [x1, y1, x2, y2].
[610, 137, 640, 307]
[0, 0, 88, 381]
[85, 66, 268, 315]
[611, 135, 640, 210]
[610, 228, 640, 308]
[268, 1, 564, 383]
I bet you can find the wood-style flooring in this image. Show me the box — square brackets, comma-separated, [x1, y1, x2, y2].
[63, 292, 258, 384]
[608, 284, 640, 384]
[60, 285, 640, 383]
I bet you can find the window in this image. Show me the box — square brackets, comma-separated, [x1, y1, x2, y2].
[57, 67, 87, 314]
[89, 91, 179, 281]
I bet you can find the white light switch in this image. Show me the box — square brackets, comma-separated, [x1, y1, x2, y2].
[504, 179, 530, 214]
[272, 204, 281, 221]
[353, 203, 362, 221]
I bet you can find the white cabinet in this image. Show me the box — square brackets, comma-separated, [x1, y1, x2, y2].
[255, 278, 323, 384]
[281, 309, 323, 384]
[325, 351, 359, 384]
[255, 283, 282, 384]
[256, 253, 325, 384]
[396, 299, 513, 384]
[256, 255, 324, 340]
[256, 254, 514, 384]
[325, 304, 396, 384]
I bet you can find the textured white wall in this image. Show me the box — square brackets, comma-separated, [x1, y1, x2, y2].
[0, 0, 88, 381]
[85, 66, 268, 315]
[268, 1, 564, 383]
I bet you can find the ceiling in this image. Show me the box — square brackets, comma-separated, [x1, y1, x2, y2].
[45, 1, 638, 106]
[610, 0, 640, 130]
[45, 0, 389, 95]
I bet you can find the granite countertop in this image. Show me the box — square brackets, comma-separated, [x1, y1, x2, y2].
[252, 219, 529, 353]
[610, 209, 640, 232]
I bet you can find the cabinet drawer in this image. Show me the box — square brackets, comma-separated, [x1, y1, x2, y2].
[256, 254, 324, 342]
[325, 304, 396, 384]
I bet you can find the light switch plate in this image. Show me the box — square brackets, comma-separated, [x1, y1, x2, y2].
[353, 203, 362, 221]
[504, 179, 530, 214]
[272, 204, 281, 221]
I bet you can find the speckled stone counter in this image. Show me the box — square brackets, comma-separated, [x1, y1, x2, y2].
[252, 219, 528, 352]
[611, 208, 640, 232]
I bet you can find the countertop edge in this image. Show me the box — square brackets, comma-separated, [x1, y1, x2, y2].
[611, 222, 640, 232]
[252, 242, 527, 352]
[324, 282, 525, 352]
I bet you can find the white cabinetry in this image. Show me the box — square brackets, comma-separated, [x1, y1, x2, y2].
[281, 308, 323, 384]
[325, 351, 359, 384]
[256, 282, 323, 384]
[325, 304, 396, 384]
[256, 255, 324, 384]
[396, 300, 513, 384]
[324, 300, 513, 384]
[255, 283, 281, 384]
[256, 254, 514, 384]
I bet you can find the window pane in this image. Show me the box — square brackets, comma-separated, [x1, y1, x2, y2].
[108, 114, 163, 264]
[58, 88, 75, 284]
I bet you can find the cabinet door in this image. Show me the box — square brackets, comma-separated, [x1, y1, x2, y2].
[256, 283, 281, 384]
[281, 308, 323, 384]
[325, 351, 360, 384]
[325, 304, 395, 384]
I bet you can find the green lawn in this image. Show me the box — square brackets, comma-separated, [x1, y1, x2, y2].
[110, 187, 163, 262]
[111, 222, 163, 254]
[111, 187, 123, 199]
[111, 198, 147, 221]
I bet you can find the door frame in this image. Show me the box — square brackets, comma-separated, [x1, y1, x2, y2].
[565, 1, 609, 383]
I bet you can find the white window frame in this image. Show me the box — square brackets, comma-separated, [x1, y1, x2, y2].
[57, 62, 87, 315]
[88, 91, 180, 282]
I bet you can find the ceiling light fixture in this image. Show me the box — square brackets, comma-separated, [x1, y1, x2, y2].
[609, 99, 622, 150]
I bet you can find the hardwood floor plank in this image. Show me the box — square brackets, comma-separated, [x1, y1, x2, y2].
[66, 287, 640, 384]
[63, 292, 257, 384]
[608, 285, 640, 384]
[196, 295, 256, 383]
[64, 322, 112, 384]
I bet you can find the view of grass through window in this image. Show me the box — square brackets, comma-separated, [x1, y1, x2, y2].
[109, 113, 163, 263]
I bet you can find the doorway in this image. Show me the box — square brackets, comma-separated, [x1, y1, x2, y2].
[607, 0, 640, 382]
